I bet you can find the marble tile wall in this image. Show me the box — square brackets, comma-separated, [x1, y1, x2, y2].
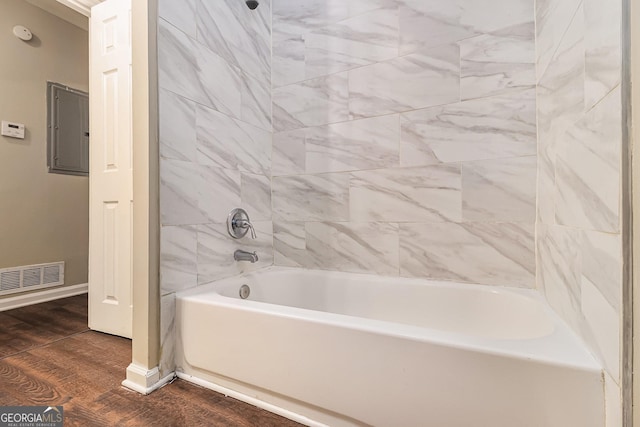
[158, 0, 273, 373]
[535, 0, 623, 414]
[272, 0, 537, 288]
[156, 5, 624, 419]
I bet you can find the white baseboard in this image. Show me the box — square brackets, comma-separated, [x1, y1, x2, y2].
[122, 364, 174, 395]
[175, 372, 324, 427]
[0, 283, 88, 312]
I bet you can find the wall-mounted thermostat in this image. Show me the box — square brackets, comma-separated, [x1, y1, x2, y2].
[1, 121, 25, 139]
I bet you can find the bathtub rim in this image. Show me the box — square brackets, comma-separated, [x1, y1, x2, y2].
[176, 266, 601, 373]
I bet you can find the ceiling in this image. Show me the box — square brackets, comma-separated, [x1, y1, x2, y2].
[24, 0, 105, 31]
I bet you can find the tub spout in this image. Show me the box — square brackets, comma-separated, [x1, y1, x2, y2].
[234, 249, 259, 263]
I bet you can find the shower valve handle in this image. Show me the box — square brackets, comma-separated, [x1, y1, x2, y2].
[227, 208, 257, 239]
[234, 219, 257, 239]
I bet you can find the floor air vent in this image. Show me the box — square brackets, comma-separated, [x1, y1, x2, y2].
[0, 262, 64, 295]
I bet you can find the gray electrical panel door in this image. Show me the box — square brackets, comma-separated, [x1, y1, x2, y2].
[47, 82, 89, 176]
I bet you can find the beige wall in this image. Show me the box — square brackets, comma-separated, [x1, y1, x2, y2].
[0, 0, 89, 287]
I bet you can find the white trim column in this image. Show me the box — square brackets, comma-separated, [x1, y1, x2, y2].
[122, 0, 162, 394]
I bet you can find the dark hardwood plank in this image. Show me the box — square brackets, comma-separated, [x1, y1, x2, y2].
[0, 295, 89, 358]
[0, 296, 303, 426]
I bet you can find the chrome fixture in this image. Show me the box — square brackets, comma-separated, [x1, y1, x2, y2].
[234, 250, 259, 263]
[227, 208, 256, 239]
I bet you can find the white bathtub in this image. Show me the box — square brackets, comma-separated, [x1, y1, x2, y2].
[175, 267, 604, 427]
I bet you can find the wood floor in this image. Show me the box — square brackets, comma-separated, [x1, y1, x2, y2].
[0, 295, 303, 426]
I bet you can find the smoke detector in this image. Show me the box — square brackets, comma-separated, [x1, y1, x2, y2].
[13, 25, 33, 41]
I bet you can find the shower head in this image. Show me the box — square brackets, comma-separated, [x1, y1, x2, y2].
[246, 0, 259, 10]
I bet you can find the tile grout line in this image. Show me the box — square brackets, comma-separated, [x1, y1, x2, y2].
[271, 85, 536, 135]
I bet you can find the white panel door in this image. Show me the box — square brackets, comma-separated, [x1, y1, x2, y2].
[88, 0, 132, 338]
